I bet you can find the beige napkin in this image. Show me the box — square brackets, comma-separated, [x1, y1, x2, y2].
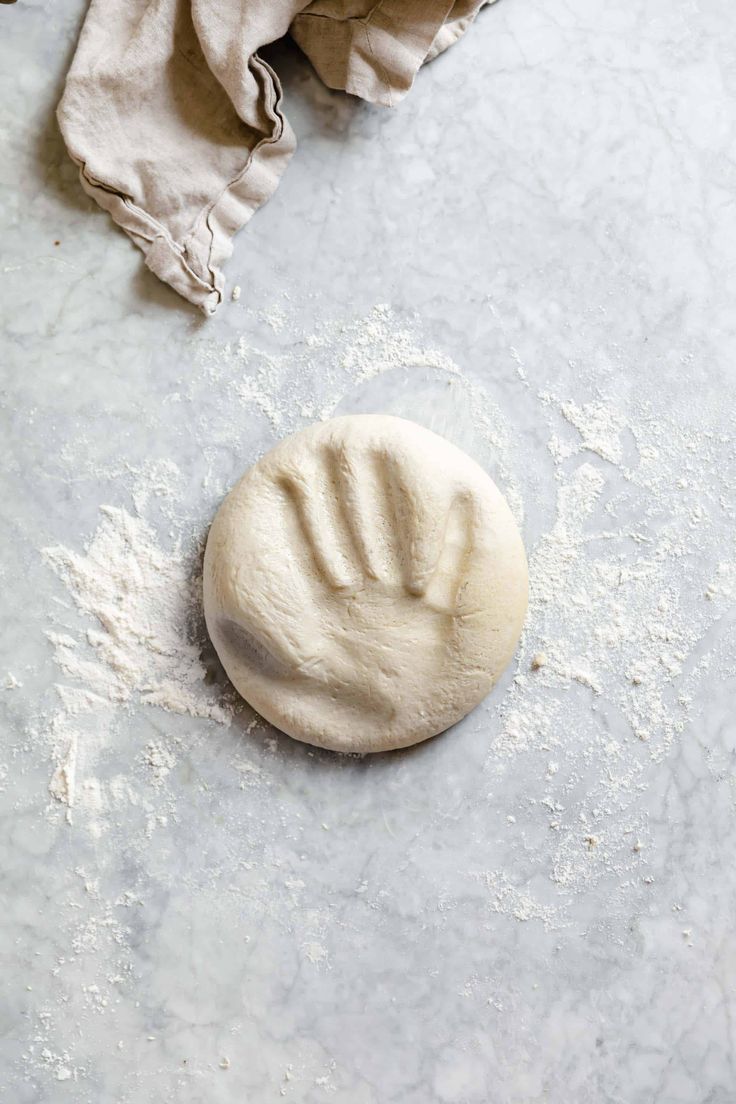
[58, 0, 492, 314]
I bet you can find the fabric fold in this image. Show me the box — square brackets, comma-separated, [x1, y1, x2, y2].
[58, 0, 493, 313]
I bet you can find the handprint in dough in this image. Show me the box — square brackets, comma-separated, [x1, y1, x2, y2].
[204, 414, 527, 753]
[218, 440, 479, 722]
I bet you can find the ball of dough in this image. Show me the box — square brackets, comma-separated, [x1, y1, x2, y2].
[204, 415, 527, 753]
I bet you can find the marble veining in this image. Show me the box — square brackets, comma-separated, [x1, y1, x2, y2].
[2, 1, 736, 1102]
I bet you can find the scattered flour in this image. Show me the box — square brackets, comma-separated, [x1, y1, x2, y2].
[18, 302, 735, 1095]
[37, 304, 736, 931]
[473, 869, 559, 928]
[43, 503, 232, 732]
[142, 740, 177, 786]
[559, 398, 627, 464]
[193, 306, 523, 522]
[490, 386, 736, 899]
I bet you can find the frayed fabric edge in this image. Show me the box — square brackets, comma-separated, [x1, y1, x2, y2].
[57, 55, 296, 317]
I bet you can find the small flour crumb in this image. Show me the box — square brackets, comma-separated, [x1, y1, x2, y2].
[231, 285, 241, 302]
[301, 941, 329, 966]
[560, 398, 627, 465]
[143, 741, 176, 786]
[48, 733, 78, 808]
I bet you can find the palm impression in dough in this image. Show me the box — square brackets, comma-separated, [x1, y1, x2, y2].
[204, 415, 528, 753]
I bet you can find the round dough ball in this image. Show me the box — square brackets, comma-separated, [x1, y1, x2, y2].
[204, 415, 528, 753]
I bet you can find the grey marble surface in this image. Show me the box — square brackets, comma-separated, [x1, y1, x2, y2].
[2, 1, 736, 1102]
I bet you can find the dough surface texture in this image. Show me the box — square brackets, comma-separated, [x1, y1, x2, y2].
[203, 415, 528, 753]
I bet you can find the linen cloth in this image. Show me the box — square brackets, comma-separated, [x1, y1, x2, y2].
[58, 1, 492, 314]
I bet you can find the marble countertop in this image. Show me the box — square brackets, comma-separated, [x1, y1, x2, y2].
[2, 1, 736, 1102]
